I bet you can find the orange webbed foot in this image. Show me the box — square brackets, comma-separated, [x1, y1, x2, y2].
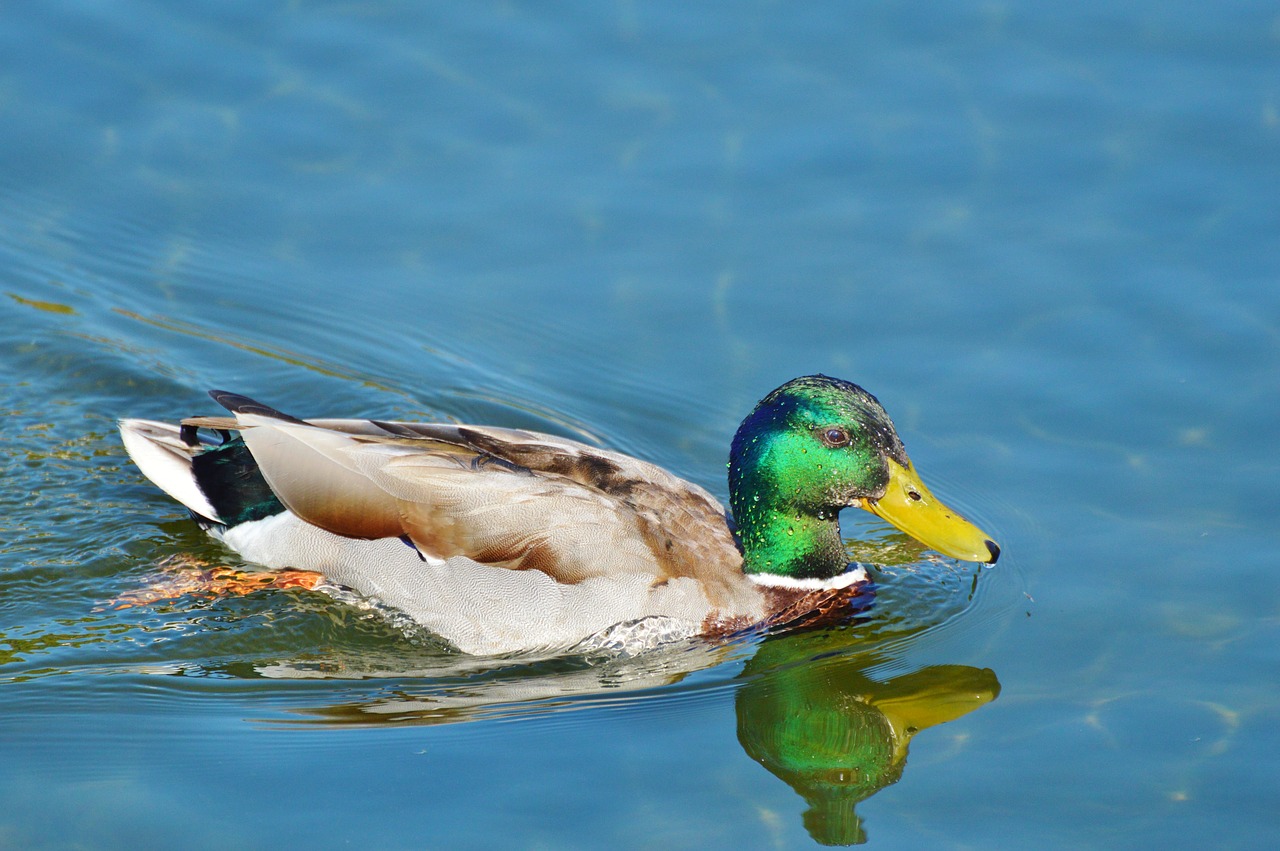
[110, 555, 326, 610]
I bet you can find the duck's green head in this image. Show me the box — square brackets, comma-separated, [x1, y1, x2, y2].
[728, 375, 999, 581]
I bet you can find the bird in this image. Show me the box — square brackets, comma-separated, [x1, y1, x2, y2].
[119, 375, 998, 655]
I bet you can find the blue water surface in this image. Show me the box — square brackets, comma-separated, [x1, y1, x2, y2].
[2, 2, 1278, 848]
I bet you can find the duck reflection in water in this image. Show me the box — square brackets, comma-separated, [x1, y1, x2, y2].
[252, 593, 998, 847]
[736, 626, 999, 845]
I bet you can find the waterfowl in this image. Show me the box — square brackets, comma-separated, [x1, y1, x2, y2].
[119, 375, 998, 655]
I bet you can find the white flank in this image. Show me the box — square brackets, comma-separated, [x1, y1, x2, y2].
[216, 512, 714, 656]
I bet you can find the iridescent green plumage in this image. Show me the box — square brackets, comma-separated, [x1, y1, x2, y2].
[730, 375, 941, 579]
[190, 436, 285, 526]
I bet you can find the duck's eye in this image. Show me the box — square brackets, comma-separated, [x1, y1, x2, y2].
[820, 427, 851, 447]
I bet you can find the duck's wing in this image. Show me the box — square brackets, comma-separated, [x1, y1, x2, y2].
[194, 393, 743, 588]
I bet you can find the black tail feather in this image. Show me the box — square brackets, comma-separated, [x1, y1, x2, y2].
[207, 390, 310, 425]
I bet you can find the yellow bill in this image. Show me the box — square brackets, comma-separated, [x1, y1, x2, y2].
[863, 459, 1000, 563]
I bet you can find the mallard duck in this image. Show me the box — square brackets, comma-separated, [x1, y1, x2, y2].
[119, 375, 998, 655]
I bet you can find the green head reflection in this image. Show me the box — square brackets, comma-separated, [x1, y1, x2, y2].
[736, 629, 1000, 846]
